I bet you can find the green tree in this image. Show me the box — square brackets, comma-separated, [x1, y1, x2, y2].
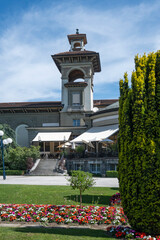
[118, 51, 160, 235]
[0, 124, 16, 147]
[0, 124, 40, 171]
[0, 124, 17, 170]
[68, 170, 95, 207]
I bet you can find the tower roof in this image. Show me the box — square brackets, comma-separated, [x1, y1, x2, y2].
[67, 33, 87, 45]
[52, 31, 101, 73]
[52, 50, 101, 73]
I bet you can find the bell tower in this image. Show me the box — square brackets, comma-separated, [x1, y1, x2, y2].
[52, 30, 101, 126]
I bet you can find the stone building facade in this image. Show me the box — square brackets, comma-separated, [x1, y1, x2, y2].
[0, 31, 119, 174]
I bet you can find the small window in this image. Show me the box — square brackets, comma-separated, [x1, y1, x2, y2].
[90, 164, 100, 173]
[109, 164, 117, 171]
[75, 164, 83, 171]
[73, 119, 80, 126]
[72, 92, 80, 106]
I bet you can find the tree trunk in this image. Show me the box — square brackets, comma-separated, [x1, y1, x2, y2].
[80, 189, 82, 207]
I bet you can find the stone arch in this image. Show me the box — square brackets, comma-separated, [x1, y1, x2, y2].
[68, 69, 85, 82]
[15, 124, 29, 147]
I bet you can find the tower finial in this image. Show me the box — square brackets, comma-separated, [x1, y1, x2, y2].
[76, 29, 79, 34]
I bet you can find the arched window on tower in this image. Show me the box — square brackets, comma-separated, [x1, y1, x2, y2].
[67, 69, 85, 108]
[68, 69, 85, 82]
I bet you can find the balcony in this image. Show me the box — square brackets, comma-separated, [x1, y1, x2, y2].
[67, 105, 84, 112]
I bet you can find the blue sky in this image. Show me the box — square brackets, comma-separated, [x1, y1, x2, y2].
[0, 0, 160, 102]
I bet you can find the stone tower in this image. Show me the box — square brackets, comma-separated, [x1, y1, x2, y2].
[52, 30, 101, 128]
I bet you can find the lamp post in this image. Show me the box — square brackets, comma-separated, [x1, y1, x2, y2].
[0, 130, 12, 180]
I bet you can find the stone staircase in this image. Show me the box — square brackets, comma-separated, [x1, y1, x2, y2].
[29, 159, 67, 176]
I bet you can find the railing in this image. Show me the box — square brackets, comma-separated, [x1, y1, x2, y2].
[67, 105, 84, 112]
[66, 151, 118, 159]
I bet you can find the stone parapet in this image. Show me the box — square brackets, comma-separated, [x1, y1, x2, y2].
[66, 157, 118, 176]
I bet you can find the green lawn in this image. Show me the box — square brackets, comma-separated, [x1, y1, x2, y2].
[0, 185, 119, 206]
[0, 227, 116, 240]
[0, 185, 118, 240]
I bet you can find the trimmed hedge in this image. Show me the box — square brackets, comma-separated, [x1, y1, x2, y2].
[92, 173, 102, 177]
[106, 171, 118, 178]
[0, 170, 24, 175]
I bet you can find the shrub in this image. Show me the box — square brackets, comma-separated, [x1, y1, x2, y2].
[118, 51, 160, 234]
[106, 171, 118, 178]
[92, 173, 102, 177]
[6, 146, 40, 170]
[0, 170, 24, 175]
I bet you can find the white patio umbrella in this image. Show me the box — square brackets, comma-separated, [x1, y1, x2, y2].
[100, 138, 113, 143]
[90, 136, 102, 142]
[57, 142, 71, 148]
[82, 139, 95, 148]
[89, 137, 101, 155]
[71, 142, 76, 150]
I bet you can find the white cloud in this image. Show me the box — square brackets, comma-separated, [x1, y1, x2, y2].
[0, 1, 160, 102]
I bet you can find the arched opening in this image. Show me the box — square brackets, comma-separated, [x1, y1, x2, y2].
[16, 124, 29, 147]
[68, 69, 85, 82]
[74, 79, 84, 82]
[74, 42, 81, 48]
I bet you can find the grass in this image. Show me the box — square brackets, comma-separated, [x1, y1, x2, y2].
[0, 185, 118, 239]
[0, 185, 119, 206]
[0, 226, 116, 240]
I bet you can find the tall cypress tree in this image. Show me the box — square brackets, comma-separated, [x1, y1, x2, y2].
[118, 51, 160, 234]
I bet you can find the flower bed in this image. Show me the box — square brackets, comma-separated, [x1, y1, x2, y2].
[0, 204, 128, 225]
[106, 226, 160, 240]
[0, 194, 160, 240]
[108, 194, 160, 240]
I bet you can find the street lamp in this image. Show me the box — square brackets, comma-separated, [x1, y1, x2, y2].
[0, 130, 13, 180]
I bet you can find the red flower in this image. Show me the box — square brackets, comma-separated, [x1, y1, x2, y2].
[140, 232, 146, 238]
[115, 231, 125, 238]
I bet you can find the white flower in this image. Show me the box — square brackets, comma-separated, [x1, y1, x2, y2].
[40, 217, 48, 222]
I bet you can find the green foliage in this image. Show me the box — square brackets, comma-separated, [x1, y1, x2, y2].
[75, 145, 84, 153]
[118, 51, 160, 234]
[0, 124, 17, 147]
[75, 145, 85, 158]
[106, 171, 118, 178]
[6, 146, 40, 170]
[25, 145, 40, 160]
[106, 142, 118, 156]
[0, 124, 40, 171]
[0, 170, 24, 175]
[0, 124, 18, 170]
[68, 170, 95, 207]
[92, 173, 102, 177]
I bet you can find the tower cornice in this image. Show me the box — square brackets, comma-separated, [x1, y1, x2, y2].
[52, 50, 101, 73]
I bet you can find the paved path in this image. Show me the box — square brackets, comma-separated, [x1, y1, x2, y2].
[0, 176, 119, 188]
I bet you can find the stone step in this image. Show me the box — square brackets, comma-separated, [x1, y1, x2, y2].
[30, 159, 67, 176]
